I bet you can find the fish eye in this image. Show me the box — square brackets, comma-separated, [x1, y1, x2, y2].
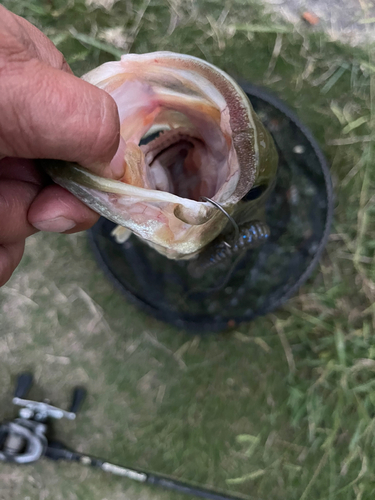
[241, 184, 268, 202]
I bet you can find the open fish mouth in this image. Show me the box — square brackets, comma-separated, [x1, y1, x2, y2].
[45, 52, 278, 259]
[91, 51, 251, 205]
[140, 127, 214, 201]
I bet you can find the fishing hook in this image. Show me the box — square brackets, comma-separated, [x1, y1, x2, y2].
[201, 197, 240, 247]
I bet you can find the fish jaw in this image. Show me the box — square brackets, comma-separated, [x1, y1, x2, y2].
[45, 160, 227, 259]
[46, 52, 278, 259]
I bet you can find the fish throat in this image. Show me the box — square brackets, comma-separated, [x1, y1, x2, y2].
[140, 127, 214, 201]
[108, 67, 239, 206]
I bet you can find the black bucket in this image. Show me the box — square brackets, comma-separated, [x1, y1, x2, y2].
[88, 83, 333, 332]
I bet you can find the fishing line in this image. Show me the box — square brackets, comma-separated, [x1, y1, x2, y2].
[183, 252, 247, 300]
[181, 198, 239, 299]
[178, 198, 244, 300]
[184, 219, 270, 299]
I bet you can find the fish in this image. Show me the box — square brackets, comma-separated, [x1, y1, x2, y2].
[45, 51, 278, 259]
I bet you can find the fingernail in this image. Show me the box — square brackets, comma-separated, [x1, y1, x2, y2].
[32, 216, 76, 233]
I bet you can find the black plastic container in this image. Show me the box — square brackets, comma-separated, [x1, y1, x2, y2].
[88, 83, 333, 332]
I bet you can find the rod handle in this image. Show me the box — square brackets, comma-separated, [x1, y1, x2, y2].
[14, 373, 33, 399]
[69, 387, 87, 414]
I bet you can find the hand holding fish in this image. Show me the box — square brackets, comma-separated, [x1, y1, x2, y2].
[0, 5, 278, 287]
[0, 6, 120, 286]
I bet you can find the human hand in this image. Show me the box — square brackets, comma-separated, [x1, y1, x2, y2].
[0, 6, 121, 286]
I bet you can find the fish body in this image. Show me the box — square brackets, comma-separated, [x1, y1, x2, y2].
[46, 52, 278, 259]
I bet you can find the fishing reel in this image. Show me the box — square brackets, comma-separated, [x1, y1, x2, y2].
[0, 373, 243, 500]
[0, 373, 86, 464]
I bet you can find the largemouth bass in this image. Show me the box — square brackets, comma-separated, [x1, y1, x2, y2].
[46, 52, 278, 259]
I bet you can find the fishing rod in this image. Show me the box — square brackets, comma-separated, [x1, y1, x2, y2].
[0, 373, 245, 500]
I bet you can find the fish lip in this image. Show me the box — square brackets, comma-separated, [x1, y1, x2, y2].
[42, 159, 216, 225]
[173, 204, 213, 225]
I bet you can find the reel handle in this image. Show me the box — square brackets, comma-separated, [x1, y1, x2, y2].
[69, 387, 87, 415]
[14, 373, 33, 399]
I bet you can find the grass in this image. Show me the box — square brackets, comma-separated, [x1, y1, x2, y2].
[1, 0, 375, 499]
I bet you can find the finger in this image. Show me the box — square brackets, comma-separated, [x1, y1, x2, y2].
[0, 5, 72, 73]
[0, 240, 25, 287]
[28, 184, 100, 233]
[0, 179, 40, 244]
[0, 58, 121, 179]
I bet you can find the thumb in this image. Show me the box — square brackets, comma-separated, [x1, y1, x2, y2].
[0, 58, 122, 179]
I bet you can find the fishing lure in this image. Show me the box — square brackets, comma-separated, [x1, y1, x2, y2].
[188, 220, 270, 279]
